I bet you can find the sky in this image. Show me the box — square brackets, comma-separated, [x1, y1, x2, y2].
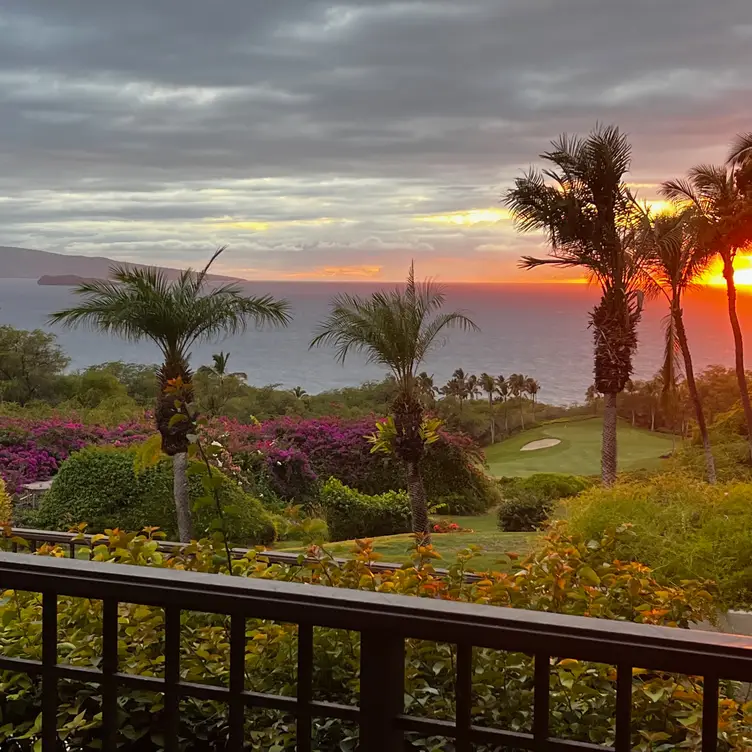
[0, 1, 750, 282]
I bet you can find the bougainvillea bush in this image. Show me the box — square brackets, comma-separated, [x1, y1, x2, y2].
[0, 417, 151, 494]
[1, 525, 749, 750]
[204, 416, 502, 516]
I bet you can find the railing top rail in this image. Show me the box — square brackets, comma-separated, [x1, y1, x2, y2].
[2, 552, 752, 681]
[8, 526, 450, 577]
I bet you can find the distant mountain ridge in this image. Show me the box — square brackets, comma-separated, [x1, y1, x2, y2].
[0, 246, 244, 283]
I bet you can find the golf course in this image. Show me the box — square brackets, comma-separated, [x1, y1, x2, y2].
[485, 416, 675, 478]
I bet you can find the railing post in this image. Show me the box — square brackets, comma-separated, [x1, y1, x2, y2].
[359, 630, 404, 751]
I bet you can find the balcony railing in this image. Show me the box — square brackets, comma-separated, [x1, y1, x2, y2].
[1, 552, 752, 751]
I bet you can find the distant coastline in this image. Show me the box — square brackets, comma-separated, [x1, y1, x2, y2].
[38, 275, 102, 286]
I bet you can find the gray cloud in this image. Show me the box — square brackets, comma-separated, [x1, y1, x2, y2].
[0, 0, 749, 279]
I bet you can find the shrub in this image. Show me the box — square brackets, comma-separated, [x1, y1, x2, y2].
[206, 416, 501, 514]
[498, 473, 590, 532]
[567, 474, 752, 608]
[0, 525, 741, 751]
[318, 477, 412, 541]
[0, 479, 11, 525]
[35, 446, 276, 545]
[498, 491, 554, 532]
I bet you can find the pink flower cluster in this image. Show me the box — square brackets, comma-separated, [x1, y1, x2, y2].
[0, 417, 152, 493]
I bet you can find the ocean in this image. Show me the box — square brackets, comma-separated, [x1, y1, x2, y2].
[0, 278, 749, 406]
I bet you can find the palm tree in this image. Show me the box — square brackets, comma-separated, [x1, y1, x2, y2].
[197, 350, 248, 416]
[525, 377, 541, 421]
[643, 378, 661, 432]
[290, 386, 309, 400]
[467, 373, 480, 400]
[662, 163, 752, 458]
[496, 375, 510, 435]
[310, 264, 478, 540]
[505, 124, 647, 485]
[416, 371, 437, 407]
[50, 248, 291, 541]
[641, 210, 717, 482]
[451, 368, 470, 412]
[508, 373, 527, 430]
[479, 372, 497, 443]
[623, 379, 637, 426]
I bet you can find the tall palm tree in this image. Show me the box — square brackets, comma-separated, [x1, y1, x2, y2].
[508, 373, 527, 430]
[525, 377, 541, 421]
[496, 375, 510, 435]
[50, 248, 291, 541]
[505, 124, 647, 485]
[479, 372, 497, 443]
[662, 163, 752, 458]
[467, 373, 480, 400]
[451, 368, 470, 412]
[310, 264, 478, 540]
[641, 210, 717, 482]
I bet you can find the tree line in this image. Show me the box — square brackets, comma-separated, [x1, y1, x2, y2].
[506, 124, 752, 486]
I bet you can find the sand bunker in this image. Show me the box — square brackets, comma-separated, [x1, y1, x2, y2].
[520, 438, 561, 452]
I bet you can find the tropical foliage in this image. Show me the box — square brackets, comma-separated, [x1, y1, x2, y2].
[2, 524, 745, 751]
[311, 263, 478, 539]
[50, 248, 291, 541]
[505, 124, 648, 486]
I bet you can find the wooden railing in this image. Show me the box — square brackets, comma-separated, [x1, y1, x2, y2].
[1, 551, 752, 750]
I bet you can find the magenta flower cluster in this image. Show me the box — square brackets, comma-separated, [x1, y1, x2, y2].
[0, 418, 151, 493]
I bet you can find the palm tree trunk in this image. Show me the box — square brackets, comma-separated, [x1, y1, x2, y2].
[650, 408, 655, 432]
[602, 392, 618, 486]
[406, 460, 430, 544]
[173, 452, 193, 542]
[519, 400, 525, 431]
[675, 306, 716, 484]
[488, 394, 495, 444]
[504, 401, 509, 435]
[723, 257, 752, 459]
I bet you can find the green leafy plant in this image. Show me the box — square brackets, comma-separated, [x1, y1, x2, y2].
[1, 524, 745, 751]
[318, 477, 412, 541]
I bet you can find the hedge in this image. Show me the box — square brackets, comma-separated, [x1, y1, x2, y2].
[34, 446, 276, 545]
[318, 477, 412, 541]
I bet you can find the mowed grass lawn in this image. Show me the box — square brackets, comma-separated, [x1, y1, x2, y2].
[280, 512, 538, 573]
[485, 417, 675, 478]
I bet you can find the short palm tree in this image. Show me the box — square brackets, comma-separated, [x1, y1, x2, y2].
[310, 264, 478, 539]
[662, 163, 752, 457]
[640, 210, 716, 482]
[505, 124, 647, 485]
[451, 368, 470, 412]
[479, 372, 497, 443]
[290, 386, 309, 400]
[50, 248, 291, 541]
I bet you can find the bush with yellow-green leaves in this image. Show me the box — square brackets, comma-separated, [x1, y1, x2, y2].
[1, 524, 750, 751]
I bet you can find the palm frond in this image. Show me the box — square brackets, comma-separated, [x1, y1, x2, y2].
[728, 132, 752, 167]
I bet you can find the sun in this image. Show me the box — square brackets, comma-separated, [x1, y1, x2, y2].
[698, 254, 752, 288]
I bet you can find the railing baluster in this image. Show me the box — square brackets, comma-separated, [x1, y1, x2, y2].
[455, 643, 472, 752]
[297, 622, 313, 752]
[359, 630, 404, 752]
[534, 652, 550, 746]
[702, 674, 719, 752]
[228, 614, 246, 751]
[615, 663, 632, 752]
[102, 599, 119, 749]
[164, 606, 181, 752]
[42, 591, 57, 752]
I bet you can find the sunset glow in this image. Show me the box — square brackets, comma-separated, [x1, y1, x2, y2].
[699, 254, 752, 288]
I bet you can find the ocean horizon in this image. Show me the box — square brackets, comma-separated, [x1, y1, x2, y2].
[0, 278, 749, 406]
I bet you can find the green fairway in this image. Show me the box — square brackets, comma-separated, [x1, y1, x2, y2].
[280, 512, 539, 572]
[484, 417, 675, 478]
